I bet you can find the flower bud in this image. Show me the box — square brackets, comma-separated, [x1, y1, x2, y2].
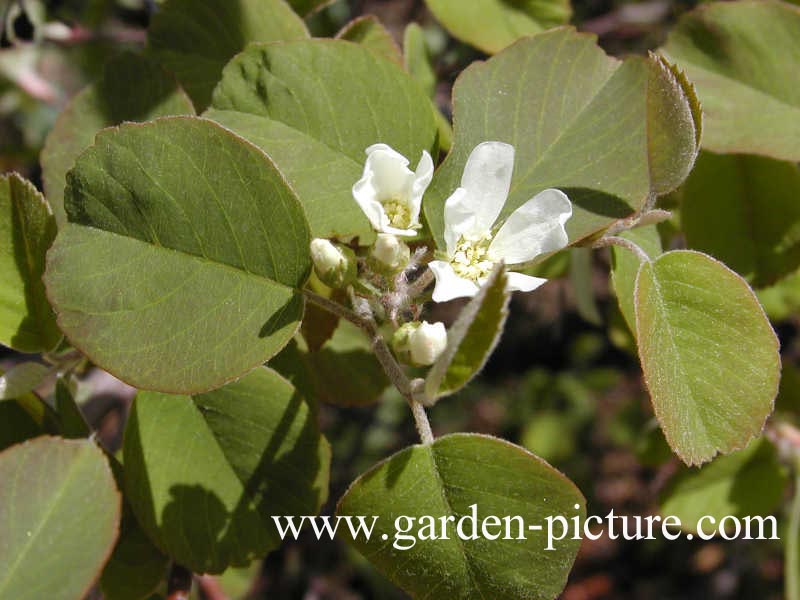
[409, 321, 447, 366]
[393, 321, 447, 366]
[310, 238, 356, 289]
[372, 233, 411, 273]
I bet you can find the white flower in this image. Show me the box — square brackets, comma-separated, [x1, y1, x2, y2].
[352, 143, 434, 237]
[408, 321, 447, 366]
[429, 141, 572, 303]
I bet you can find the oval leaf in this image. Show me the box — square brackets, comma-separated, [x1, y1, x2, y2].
[681, 152, 800, 288]
[206, 39, 437, 240]
[425, 264, 509, 400]
[634, 250, 780, 465]
[0, 173, 60, 353]
[337, 433, 585, 600]
[424, 29, 700, 252]
[424, 0, 571, 54]
[41, 51, 194, 226]
[0, 436, 121, 600]
[148, 0, 309, 110]
[661, 0, 800, 161]
[123, 367, 330, 574]
[44, 117, 310, 393]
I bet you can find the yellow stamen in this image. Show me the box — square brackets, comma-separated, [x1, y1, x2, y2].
[451, 235, 494, 281]
[382, 198, 412, 229]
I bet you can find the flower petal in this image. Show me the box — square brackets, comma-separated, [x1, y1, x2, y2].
[409, 150, 434, 227]
[505, 271, 548, 293]
[429, 260, 480, 302]
[363, 143, 413, 199]
[352, 181, 387, 231]
[451, 141, 515, 238]
[488, 188, 572, 265]
[442, 187, 469, 257]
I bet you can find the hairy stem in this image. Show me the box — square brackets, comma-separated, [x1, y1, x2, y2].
[593, 235, 651, 264]
[406, 267, 435, 299]
[303, 287, 435, 445]
[788, 469, 800, 600]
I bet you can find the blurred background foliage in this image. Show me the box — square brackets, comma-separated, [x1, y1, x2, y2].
[1, 0, 798, 598]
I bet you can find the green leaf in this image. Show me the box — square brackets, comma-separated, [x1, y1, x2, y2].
[123, 367, 330, 574]
[336, 16, 402, 65]
[661, 0, 800, 161]
[44, 117, 310, 393]
[403, 22, 454, 154]
[660, 438, 787, 533]
[100, 507, 169, 600]
[681, 152, 800, 288]
[0, 362, 50, 400]
[0, 173, 60, 353]
[41, 52, 194, 226]
[206, 39, 437, 240]
[610, 225, 663, 333]
[424, 0, 571, 54]
[0, 436, 121, 600]
[634, 250, 780, 465]
[425, 29, 700, 252]
[404, 23, 436, 98]
[425, 264, 509, 400]
[148, 0, 309, 110]
[337, 433, 585, 600]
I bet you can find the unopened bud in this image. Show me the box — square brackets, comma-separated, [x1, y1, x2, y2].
[409, 321, 447, 366]
[310, 238, 356, 289]
[392, 321, 447, 366]
[372, 233, 411, 273]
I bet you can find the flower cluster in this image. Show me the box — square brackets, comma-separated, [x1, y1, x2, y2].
[309, 140, 573, 367]
[351, 140, 572, 302]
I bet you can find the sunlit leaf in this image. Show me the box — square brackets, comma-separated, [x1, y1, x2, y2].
[41, 51, 194, 226]
[634, 250, 780, 465]
[124, 367, 330, 574]
[206, 39, 437, 241]
[44, 117, 310, 393]
[424, 0, 571, 54]
[0, 436, 121, 600]
[425, 30, 700, 254]
[425, 264, 509, 400]
[661, 0, 800, 161]
[337, 433, 585, 600]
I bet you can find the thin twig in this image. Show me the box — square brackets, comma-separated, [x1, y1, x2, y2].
[303, 287, 435, 445]
[592, 235, 651, 264]
[406, 267, 435, 299]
